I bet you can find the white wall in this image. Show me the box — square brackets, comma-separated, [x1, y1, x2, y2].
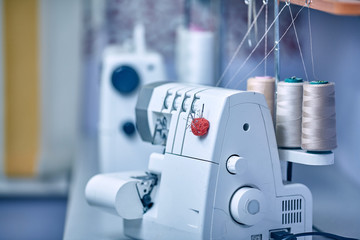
[38, 0, 82, 175]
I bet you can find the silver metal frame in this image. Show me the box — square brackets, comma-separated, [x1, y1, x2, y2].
[274, 0, 280, 126]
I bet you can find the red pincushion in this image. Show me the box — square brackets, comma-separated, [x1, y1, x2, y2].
[191, 118, 210, 136]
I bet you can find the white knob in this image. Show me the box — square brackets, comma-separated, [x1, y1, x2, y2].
[230, 187, 266, 226]
[226, 155, 243, 174]
[182, 97, 191, 112]
[164, 94, 172, 109]
[173, 95, 182, 110]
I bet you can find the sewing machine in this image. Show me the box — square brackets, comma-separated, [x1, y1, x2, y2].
[99, 24, 165, 173]
[86, 82, 312, 239]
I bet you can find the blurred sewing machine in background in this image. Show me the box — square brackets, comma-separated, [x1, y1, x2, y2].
[99, 24, 165, 173]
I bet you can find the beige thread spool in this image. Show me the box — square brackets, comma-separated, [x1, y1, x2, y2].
[276, 77, 304, 148]
[247, 76, 275, 118]
[301, 81, 337, 151]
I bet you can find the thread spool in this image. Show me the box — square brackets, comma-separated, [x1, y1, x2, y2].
[247, 76, 275, 118]
[301, 81, 337, 152]
[176, 27, 215, 85]
[276, 77, 303, 148]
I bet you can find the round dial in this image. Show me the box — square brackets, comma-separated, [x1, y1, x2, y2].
[111, 65, 140, 95]
[230, 187, 266, 226]
[122, 121, 136, 136]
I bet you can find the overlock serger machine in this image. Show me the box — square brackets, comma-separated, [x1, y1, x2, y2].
[86, 82, 312, 240]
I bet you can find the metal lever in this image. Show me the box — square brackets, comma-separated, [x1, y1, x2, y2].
[132, 173, 158, 213]
[152, 116, 169, 146]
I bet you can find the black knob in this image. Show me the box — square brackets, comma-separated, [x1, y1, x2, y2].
[122, 121, 136, 136]
[111, 66, 140, 95]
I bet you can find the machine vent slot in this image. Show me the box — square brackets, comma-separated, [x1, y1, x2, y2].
[281, 198, 302, 225]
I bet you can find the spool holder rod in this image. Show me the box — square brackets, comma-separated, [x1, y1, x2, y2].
[274, 0, 280, 124]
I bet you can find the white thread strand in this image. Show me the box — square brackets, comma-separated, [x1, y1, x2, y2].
[308, 7, 319, 80]
[216, 3, 266, 87]
[225, 4, 287, 88]
[247, 76, 275, 118]
[248, 0, 253, 47]
[235, 5, 305, 89]
[264, 3, 268, 75]
[301, 82, 337, 151]
[253, 0, 258, 42]
[276, 81, 304, 148]
[288, 4, 309, 82]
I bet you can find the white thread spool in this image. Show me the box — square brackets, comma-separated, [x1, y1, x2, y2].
[176, 27, 215, 85]
[276, 77, 304, 148]
[301, 81, 337, 152]
[247, 76, 275, 118]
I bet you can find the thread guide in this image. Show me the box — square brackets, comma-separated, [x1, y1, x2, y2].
[278, 148, 334, 166]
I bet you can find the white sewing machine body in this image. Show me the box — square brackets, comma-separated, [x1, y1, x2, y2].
[99, 24, 165, 173]
[87, 83, 312, 239]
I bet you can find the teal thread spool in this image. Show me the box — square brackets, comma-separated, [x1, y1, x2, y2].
[301, 81, 337, 151]
[309, 80, 328, 85]
[285, 76, 303, 83]
[276, 77, 304, 148]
